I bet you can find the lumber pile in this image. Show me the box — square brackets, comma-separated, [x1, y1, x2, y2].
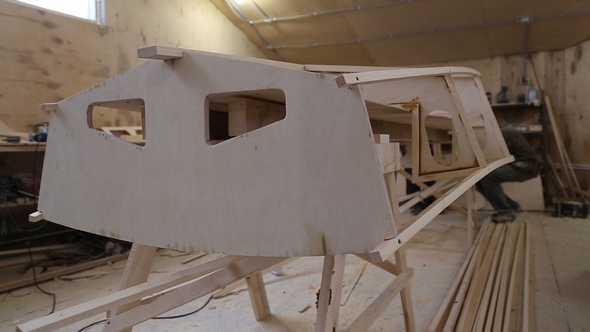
[429, 218, 530, 331]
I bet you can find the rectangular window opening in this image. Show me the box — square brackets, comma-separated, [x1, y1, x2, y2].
[16, 0, 104, 24]
[88, 99, 146, 146]
[206, 89, 286, 145]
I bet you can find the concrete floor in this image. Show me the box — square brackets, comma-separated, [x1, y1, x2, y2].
[1, 211, 588, 331]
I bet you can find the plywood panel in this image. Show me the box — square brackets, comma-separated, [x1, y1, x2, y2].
[38, 50, 396, 257]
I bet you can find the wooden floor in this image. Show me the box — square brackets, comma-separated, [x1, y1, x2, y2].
[1, 211, 588, 331]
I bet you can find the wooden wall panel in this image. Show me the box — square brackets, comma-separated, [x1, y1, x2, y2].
[0, 0, 264, 133]
[564, 42, 590, 187]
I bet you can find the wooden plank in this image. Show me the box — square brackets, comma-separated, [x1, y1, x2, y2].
[103, 256, 285, 332]
[454, 224, 505, 331]
[385, 171, 415, 332]
[137, 45, 184, 60]
[246, 271, 271, 321]
[490, 224, 520, 331]
[355, 253, 398, 276]
[442, 220, 495, 331]
[467, 186, 477, 247]
[315, 255, 335, 332]
[108, 243, 157, 332]
[0, 253, 129, 294]
[328, 255, 346, 328]
[342, 271, 413, 331]
[375, 142, 402, 174]
[474, 223, 513, 331]
[427, 219, 490, 332]
[522, 223, 530, 332]
[16, 255, 241, 332]
[28, 211, 44, 223]
[484, 224, 516, 332]
[40, 103, 58, 112]
[335, 67, 480, 88]
[315, 254, 346, 332]
[501, 224, 525, 332]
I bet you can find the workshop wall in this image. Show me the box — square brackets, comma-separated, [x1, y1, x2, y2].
[0, 0, 265, 133]
[0, 0, 587, 189]
[434, 39, 590, 189]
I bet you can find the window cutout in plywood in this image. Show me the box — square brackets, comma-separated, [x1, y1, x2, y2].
[87, 99, 146, 146]
[206, 89, 286, 145]
[424, 110, 454, 166]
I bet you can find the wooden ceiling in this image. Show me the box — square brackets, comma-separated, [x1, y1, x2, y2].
[210, 0, 590, 66]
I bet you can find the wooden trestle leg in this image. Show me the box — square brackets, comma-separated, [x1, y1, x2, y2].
[315, 254, 346, 332]
[385, 171, 416, 332]
[105, 243, 157, 331]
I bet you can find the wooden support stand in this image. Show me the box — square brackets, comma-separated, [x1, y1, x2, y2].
[17, 154, 511, 331]
[18, 156, 420, 332]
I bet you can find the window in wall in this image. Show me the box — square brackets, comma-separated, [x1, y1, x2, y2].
[17, 0, 104, 24]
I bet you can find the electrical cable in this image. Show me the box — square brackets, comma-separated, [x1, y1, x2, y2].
[27, 240, 56, 315]
[76, 295, 214, 331]
[0, 140, 47, 233]
[152, 295, 213, 320]
[77, 319, 107, 332]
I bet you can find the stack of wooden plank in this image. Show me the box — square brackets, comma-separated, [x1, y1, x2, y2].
[428, 219, 530, 331]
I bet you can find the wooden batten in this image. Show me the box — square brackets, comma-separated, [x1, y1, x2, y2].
[335, 67, 480, 88]
[40, 103, 58, 112]
[28, 211, 44, 222]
